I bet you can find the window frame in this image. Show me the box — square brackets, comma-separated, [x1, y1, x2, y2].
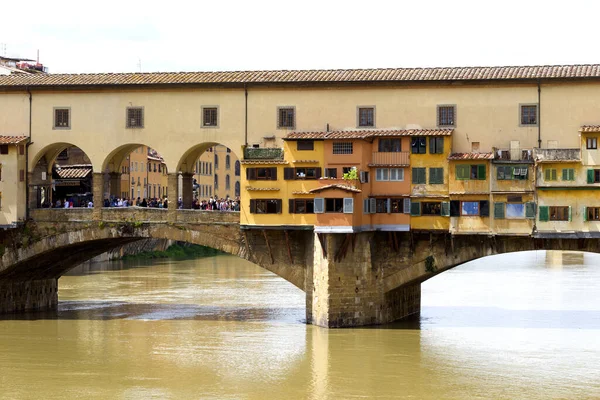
[549, 206, 570, 221]
[251, 199, 282, 214]
[290, 198, 315, 214]
[421, 202, 442, 216]
[325, 198, 344, 213]
[412, 167, 426, 184]
[378, 138, 401, 153]
[297, 140, 314, 151]
[586, 137, 598, 150]
[357, 106, 376, 128]
[332, 142, 353, 155]
[411, 137, 427, 154]
[429, 137, 444, 154]
[519, 103, 539, 127]
[429, 167, 444, 184]
[53, 107, 71, 130]
[437, 104, 456, 127]
[126, 106, 144, 129]
[201, 106, 219, 128]
[277, 106, 296, 129]
[586, 206, 600, 221]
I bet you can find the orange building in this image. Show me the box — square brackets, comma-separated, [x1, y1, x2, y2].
[119, 146, 167, 201]
[193, 145, 241, 200]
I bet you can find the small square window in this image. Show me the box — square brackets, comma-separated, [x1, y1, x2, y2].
[277, 107, 295, 129]
[126, 107, 144, 128]
[357, 107, 375, 127]
[54, 108, 70, 129]
[333, 142, 353, 155]
[297, 141, 314, 151]
[520, 104, 538, 126]
[587, 137, 598, 150]
[0, 145, 8, 155]
[437, 105, 456, 127]
[202, 107, 218, 127]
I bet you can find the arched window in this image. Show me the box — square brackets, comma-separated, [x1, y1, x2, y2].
[235, 181, 240, 197]
[226, 155, 231, 169]
[214, 154, 219, 170]
[235, 160, 240, 176]
[214, 174, 219, 190]
[226, 175, 230, 190]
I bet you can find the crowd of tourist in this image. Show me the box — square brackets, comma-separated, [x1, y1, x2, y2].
[48, 195, 240, 211]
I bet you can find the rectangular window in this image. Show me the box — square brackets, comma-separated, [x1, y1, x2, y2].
[429, 167, 444, 184]
[497, 165, 528, 180]
[411, 137, 427, 154]
[520, 104, 538, 126]
[562, 168, 575, 181]
[467, 164, 486, 180]
[126, 107, 144, 128]
[54, 108, 70, 129]
[549, 206, 570, 221]
[277, 107, 295, 129]
[586, 207, 600, 221]
[422, 202, 442, 216]
[437, 105, 456, 127]
[588, 169, 600, 184]
[461, 201, 480, 216]
[332, 142, 353, 154]
[545, 168, 558, 182]
[376, 168, 389, 181]
[378, 138, 401, 152]
[284, 167, 320, 180]
[289, 199, 314, 214]
[358, 107, 375, 127]
[325, 168, 337, 178]
[412, 167, 426, 184]
[390, 168, 404, 181]
[325, 198, 344, 213]
[246, 167, 277, 181]
[250, 199, 282, 214]
[587, 137, 598, 150]
[297, 141, 314, 151]
[202, 107, 218, 127]
[375, 198, 387, 213]
[0, 145, 8, 155]
[429, 137, 444, 154]
[506, 203, 525, 218]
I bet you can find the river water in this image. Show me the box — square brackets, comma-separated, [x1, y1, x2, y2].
[0, 251, 599, 399]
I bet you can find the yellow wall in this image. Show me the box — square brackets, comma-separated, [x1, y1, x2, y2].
[448, 160, 490, 194]
[410, 136, 452, 198]
[581, 132, 600, 166]
[491, 193, 535, 235]
[537, 189, 600, 233]
[536, 162, 584, 188]
[0, 144, 26, 226]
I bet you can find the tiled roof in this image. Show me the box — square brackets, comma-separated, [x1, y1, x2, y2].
[3, 64, 600, 88]
[309, 184, 362, 194]
[580, 125, 600, 133]
[293, 159, 320, 163]
[240, 160, 289, 165]
[0, 135, 28, 144]
[291, 191, 312, 195]
[245, 187, 280, 191]
[55, 165, 92, 179]
[449, 191, 490, 195]
[285, 129, 452, 140]
[448, 152, 494, 160]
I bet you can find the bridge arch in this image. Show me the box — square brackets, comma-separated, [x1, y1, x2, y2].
[102, 143, 169, 174]
[176, 142, 241, 175]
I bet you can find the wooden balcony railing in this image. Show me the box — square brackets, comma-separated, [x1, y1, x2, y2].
[369, 151, 410, 166]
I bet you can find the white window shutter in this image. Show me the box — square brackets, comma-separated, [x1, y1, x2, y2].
[360, 171, 366, 183]
[314, 198, 324, 213]
[343, 198, 354, 214]
[403, 198, 411, 214]
[387, 198, 391, 213]
[363, 199, 370, 214]
[369, 198, 376, 213]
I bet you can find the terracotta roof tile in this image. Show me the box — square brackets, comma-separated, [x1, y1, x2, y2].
[240, 160, 289, 165]
[245, 187, 280, 191]
[0, 135, 28, 144]
[55, 165, 92, 179]
[293, 159, 319, 163]
[448, 152, 494, 160]
[309, 184, 362, 194]
[580, 125, 600, 133]
[286, 129, 452, 140]
[3, 64, 600, 88]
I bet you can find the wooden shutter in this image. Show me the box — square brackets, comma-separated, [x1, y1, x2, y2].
[583, 206, 588, 222]
[587, 169, 594, 184]
[441, 201, 450, 216]
[551, 169, 557, 181]
[525, 202, 536, 219]
[249, 199, 256, 214]
[429, 137, 436, 154]
[497, 166, 505, 180]
[314, 198, 324, 213]
[315, 168, 322, 179]
[477, 165, 486, 180]
[412, 168, 419, 184]
[494, 202, 505, 219]
[568, 206, 572, 222]
[284, 168, 295, 180]
[403, 198, 411, 214]
[343, 198, 354, 214]
[289, 199, 295, 213]
[562, 169, 568, 181]
[360, 171, 367, 183]
[539, 205, 549, 222]
[269, 168, 278, 180]
[246, 168, 256, 180]
[410, 201, 421, 216]
[276, 200, 282, 213]
[480, 200, 490, 217]
[363, 199, 370, 214]
[457, 165, 468, 180]
[450, 200, 460, 217]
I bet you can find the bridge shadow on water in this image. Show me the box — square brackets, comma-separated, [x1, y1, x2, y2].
[0, 301, 306, 324]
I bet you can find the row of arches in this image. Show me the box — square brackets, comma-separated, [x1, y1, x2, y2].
[29, 141, 242, 209]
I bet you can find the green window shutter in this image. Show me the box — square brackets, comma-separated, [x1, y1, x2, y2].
[410, 201, 421, 216]
[568, 206, 572, 222]
[551, 169, 557, 181]
[544, 168, 550, 181]
[506, 166, 514, 180]
[430, 168, 443, 184]
[413, 168, 426, 184]
[456, 165, 468, 180]
[420, 168, 426, 184]
[477, 164, 486, 180]
[562, 168, 568, 181]
[437, 138, 444, 154]
[587, 169, 594, 184]
[497, 166, 505, 180]
[429, 137, 435, 154]
[441, 201, 450, 216]
[494, 202, 505, 219]
[539, 206, 549, 222]
[583, 206, 588, 222]
[569, 169, 575, 181]
[525, 202, 536, 219]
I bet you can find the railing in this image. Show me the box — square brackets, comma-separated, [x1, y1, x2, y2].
[370, 151, 410, 166]
[534, 148, 581, 162]
[493, 148, 533, 161]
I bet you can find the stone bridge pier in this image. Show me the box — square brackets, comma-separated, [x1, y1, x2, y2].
[3, 209, 600, 327]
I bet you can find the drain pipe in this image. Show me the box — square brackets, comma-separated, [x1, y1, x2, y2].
[537, 80, 542, 149]
[25, 87, 32, 220]
[244, 83, 248, 147]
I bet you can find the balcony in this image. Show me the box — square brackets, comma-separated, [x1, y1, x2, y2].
[493, 147, 533, 163]
[243, 147, 284, 160]
[369, 151, 410, 166]
[534, 148, 581, 162]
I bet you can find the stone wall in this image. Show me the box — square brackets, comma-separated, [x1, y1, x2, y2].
[0, 279, 57, 313]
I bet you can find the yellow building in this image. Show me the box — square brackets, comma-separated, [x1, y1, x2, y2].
[0, 136, 28, 227]
[119, 146, 168, 202]
[193, 145, 241, 200]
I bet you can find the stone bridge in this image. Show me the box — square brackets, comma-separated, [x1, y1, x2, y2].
[2, 208, 600, 328]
